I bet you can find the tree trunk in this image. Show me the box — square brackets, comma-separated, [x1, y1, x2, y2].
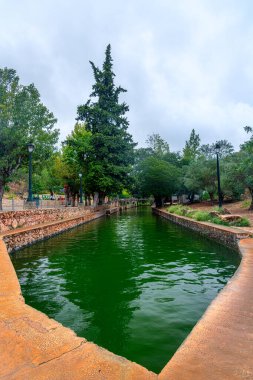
[209, 192, 214, 205]
[0, 180, 4, 211]
[248, 187, 253, 210]
[71, 194, 76, 207]
[189, 192, 194, 203]
[98, 192, 105, 205]
[154, 196, 163, 208]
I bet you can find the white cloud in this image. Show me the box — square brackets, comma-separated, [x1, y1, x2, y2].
[1, 0, 253, 151]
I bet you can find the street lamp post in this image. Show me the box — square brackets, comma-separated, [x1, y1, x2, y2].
[215, 143, 222, 208]
[79, 173, 83, 204]
[27, 143, 34, 202]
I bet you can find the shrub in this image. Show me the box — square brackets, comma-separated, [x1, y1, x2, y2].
[211, 217, 228, 226]
[241, 200, 251, 209]
[213, 206, 225, 213]
[174, 207, 185, 216]
[168, 205, 191, 216]
[201, 191, 210, 201]
[193, 211, 211, 222]
[167, 205, 181, 214]
[231, 217, 250, 227]
[186, 210, 196, 219]
[168, 205, 251, 228]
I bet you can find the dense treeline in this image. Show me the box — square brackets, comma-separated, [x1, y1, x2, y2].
[132, 129, 253, 208]
[1, 46, 253, 210]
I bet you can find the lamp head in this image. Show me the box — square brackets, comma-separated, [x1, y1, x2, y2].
[27, 143, 34, 153]
[215, 143, 221, 154]
[79, 173, 82, 178]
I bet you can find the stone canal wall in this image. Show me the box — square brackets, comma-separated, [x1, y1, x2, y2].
[0, 207, 100, 233]
[2, 211, 103, 253]
[153, 207, 250, 250]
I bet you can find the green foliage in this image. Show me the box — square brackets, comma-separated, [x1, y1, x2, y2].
[201, 191, 210, 201]
[167, 206, 250, 227]
[182, 129, 200, 162]
[137, 156, 181, 206]
[232, 217, 250, 227]
[146, 133, 170, 158]
[168, 205, 181, 213]
[211, 216, 228, 225]
[241, 200, 251, 209]
[0, 67, 59, 208]
[212, 206, 227, 214]
[77, 45, 136, 202]
[193, 211, 210, 221]
[60, 123, 92, 194]
[200, 140, 234, 159]
[184, 157, 217, 201]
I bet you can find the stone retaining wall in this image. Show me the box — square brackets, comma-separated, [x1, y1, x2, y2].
[2, 211, 105, 253]
[153, 208, 250, 250]
[0, 207, 95, 233]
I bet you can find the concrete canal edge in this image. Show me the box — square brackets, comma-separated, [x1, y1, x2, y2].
[0, 206, 253, 378]
[154, 208, 253, 380]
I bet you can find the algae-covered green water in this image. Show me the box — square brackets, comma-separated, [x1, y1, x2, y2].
[11, 208, 240, 373]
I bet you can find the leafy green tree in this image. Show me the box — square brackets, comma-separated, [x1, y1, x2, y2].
[200, 140, 234, 158]
[61, 123, 92, 204]
[220, 154, 245, 202]
[137, 156, 180, 207]
[184, 157, 217, 202]
[146, 133, 170, 158]
[77, 45, 136, 203]
[224, 127, 253, 209]
[0, 67, 59, 209]
[182, 129, 200, 162]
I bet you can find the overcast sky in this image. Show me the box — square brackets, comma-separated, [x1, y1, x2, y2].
[1, 0, 253, 152]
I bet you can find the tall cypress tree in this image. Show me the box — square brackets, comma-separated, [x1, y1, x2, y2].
[77, 45, 136, 203]
[182, 129, 201, 163]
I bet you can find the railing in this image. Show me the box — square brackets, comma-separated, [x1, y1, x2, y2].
[1, 199, 68, 211]
[1, 198, 151, 212]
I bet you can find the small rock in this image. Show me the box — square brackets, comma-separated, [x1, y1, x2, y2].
[209, 211, 220, 218]
[220, 215, 242, 222]
[220, 207, 231, 215]
[12, 219, 18, 229]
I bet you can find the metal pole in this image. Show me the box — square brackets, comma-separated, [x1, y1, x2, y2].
[80, 177, 83, 204]
[216, 152, 222, 208]
[28, 151, 33, 201]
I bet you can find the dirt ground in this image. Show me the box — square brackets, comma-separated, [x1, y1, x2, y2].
[188, 200, 253, 229]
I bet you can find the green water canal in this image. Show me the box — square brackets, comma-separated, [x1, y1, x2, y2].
[11, 208, 240, 373]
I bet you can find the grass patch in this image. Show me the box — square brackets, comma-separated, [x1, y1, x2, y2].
[241, 200, 251, 209]
[193, 211, 211, 222]
[167, 205, 189, 216]
[167, 205, 182, 214]
[229, 217, 250, 227]
[212, 206, 226, 214]
[167, 205, 251, 227]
